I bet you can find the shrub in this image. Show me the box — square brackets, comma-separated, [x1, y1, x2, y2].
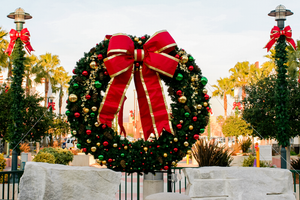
[290, 150, 297, 156]
[0, 154, 7, 183]
[33, 152, 55, 164]
[291, 158, 300, 170]
[192, 138, 233, 167]
[242, 155, 270, 167]
[40, 147, 73, 165]
[20, 143, 30, 153]
[240, 138, 252, 153]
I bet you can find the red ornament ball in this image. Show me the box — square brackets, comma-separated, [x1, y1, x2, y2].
[176, 90, 182, 96]
[150, 152, 153, 155]
[86, 95, 91, 100]
[142, 163, 145, 165]
[164, 166, 169, 170]
[140, 152, 143, 154]
[133, 160, 135, 162]
[103, 141, 109, 146]
[206, 107, 210, 111]
[82, 71, 88, 76]
[86, 130, 92, 135]
[157, 145, 160, 148]
[72, 69, 76, 74]
[192, 116, 197, 122]
[204, 94, 209, 100]
[175, 54, 180, 59]
[82, 148, 87, 152]
[97, 54, 103, 60]
[74, 112, 80, 118]
[194, 134, 200, 140]
[135, 62, 140, 67]
[141, 36, 146, 40]
[176, 124, 182, 129]
[108, 158, 113, 163]
[104, 71, 108, 76]
[188, 65, 194, 71]
[102, 124, 107, 129]
[174, 148, 178, 152]
[96, 135, 100, 139]
[66, 100, 68, 103]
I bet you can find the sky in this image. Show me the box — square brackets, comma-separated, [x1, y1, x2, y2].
[1, 0, 300, 118]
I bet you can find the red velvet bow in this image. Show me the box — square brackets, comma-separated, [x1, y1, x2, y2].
[47, 102, 56, 110]
[233, 102, 242, 110]
[264, 26, 297, 52]
[5, 28, 34, 56]
[98, 30, 179, 140]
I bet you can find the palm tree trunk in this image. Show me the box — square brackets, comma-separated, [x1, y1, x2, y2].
[25, 75, 30, 97]
[44, 78, 49, 107]
[7, 63, 12, 78]
[59, 86, 62, 115]
[242, 85, 246, 101]
[224, 95, 227, 119]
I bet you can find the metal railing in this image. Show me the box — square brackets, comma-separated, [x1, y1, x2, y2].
[290, 170, 300, 199]
[0, 170, 24, 200]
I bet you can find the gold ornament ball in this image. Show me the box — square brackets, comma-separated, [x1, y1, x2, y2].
[96, 142, 101, 146]
[180, 120, 183, 124]
[187, 150, 192, 155]
[184, 141, 189, 147]
[179, 96, 187, 104]
[92, 106, 97, 111]
[163, 153, 168, 157]
[72, 130, 77, 135]
[172, 161, 176, 166]
[189, 125, 194, 130]
[69, 94, 78, 102]
[203, 102, 208, 107]
[138, 40, 142, 45]
[181, 55, 188, 63]
[83, 108, 89, 113]
[197, 104, 202, 109]
[102, 160, 107, 165]
[203, 89, 208, 94]
[90, 61, 97, 69]
[95, 122, 100, 127]
[144, 147, 148, 152]
[87, 139, 91, 143]
[113, 143, 118, 148]
[134, 37, 139, 41]
[91, 147, 96, 152]
[124, 146, 128, 150]
[174, 138, 178, 142]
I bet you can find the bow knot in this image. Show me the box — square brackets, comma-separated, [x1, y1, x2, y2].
[134, 49, 144, 62]
[264, 25, 297, 52]
[5, 28, 34, 56]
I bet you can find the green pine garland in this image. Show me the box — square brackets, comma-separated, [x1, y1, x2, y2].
[274, 35, 290, 147]
[67, 34, 210, 173]
[8, 38, 26, 153]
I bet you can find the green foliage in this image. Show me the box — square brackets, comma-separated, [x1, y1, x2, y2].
[243, 74, 300, 144]
[40, 147, 73, 165]
[33, 152, 55, 164]
[290, 150, 297, 156]
[0, 153, 6, 171]
[287, 40, 300, 80]
[239, 138, 252, 153]
[291, 158, 300, 170]
[242, 155, 270, 167]
[222, 115, 252, 137]
[192, 138, 233, 167]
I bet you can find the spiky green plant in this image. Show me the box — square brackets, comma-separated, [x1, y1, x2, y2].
[192, 138, 233, 167]
[291, 158, 300, 170]
[239, 137, 252, 153]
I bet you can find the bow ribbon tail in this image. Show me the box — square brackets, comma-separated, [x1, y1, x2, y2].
[118, 96, 127, 136]
[5, 42, 15, 56]
[98, 66, 134, 127]
[264, 39, 276, 52]
[286, 38, 297, 50]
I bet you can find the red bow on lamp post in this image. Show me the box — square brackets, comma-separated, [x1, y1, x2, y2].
[5, 28, 34, 56]
[47, 102, 56, 110]
[97, 30, 179, 140]
[233, 102, 242, 110]
[264, 26, 297, 52]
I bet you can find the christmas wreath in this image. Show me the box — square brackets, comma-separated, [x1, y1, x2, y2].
[67, 30, 210, 173]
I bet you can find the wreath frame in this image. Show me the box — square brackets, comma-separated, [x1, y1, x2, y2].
[66, 33, 210, 173]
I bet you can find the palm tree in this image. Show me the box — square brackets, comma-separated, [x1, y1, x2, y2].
[212, 77, 234, 119]
[287, 40, 300, 80]
[0, 28, 13, 78]
[24, 54, 40, 96]
[229, 61, 256, 101]
[35, 53, 60, 106]
[53, 66, 71, 114]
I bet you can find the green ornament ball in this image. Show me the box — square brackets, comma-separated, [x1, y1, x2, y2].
[185, 112, 190, 117]
[77, 144, 81, 149]
[200, 128, 205, 133]
[73, 83, 79, 89]
[176, 73, 183, 81]
[201, 77, 208, 86]
[95, 81, 102, 88]
[121, 153, 125, 157]
[66, 110, 70, 116]
[98, 155, 104, 160]
[90, 113, 95, 117]
[189, 56, 194, 61]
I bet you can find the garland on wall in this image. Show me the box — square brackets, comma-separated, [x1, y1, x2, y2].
[67, 31, 210, 173]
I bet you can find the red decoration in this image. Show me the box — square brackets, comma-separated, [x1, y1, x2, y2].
[74, 112, 80, 118]
[133, 160, 135, 162]
[103, 141, 109, 146]
[82, 71, 88, 76]
[140, 152, 143, 154]
[104, 71, 108, 76]
[141, 36, 146, 40]
[204, 94, 209, 100]
[175, 54, 180, 59]
[102, 124, 107, 129]
[97, 54, 103, 60]
[192, 116, 197, 122]
[174, 148, 178, 152]
[47, 102, 56, 110]
[72, 69, 76, 74]
[157, 145, 160, 148]
[188, 65, 194, 71]
[164, 166, 169, 170]
[86, 95, 91, 100]
[176, 124, 182, 129]
[193, 134, 199, 140]
[108, 158, 113, 163]
[82, 148, 87, 152]
[233, 102, 242, 110]
[264, 26, 297, 52]
[135, 63, 140, 67]
[98, 31, 179, 140]
[176, 90, 182, 96]
[86, 130, 91, 135]
[5, 28, 34, 56]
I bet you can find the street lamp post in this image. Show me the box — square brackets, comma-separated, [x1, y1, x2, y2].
[6, 8, 32, 172]
[268, 5, 293, 169]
